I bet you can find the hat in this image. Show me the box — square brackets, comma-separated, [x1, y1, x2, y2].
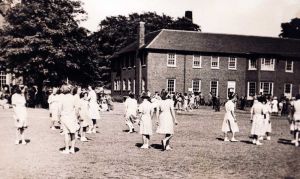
[61, 84, 71, 93]
[141, 92, 150, 99]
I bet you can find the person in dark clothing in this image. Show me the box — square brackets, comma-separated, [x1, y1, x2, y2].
[240, 96, 246, 110]
[215, 96, 220, 112]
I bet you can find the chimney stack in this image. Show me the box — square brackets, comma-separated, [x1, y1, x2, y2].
[185, 11, 193, 22]
[139, 21, 145, 48]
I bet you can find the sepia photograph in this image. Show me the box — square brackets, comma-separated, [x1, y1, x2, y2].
[0, 0, 300, 178]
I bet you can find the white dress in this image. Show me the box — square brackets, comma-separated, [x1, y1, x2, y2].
[11, 93, 27, 128]
[251, 102, 265, 136]
[156, 99, 175, 134]
[48, 94, 61, 121]
[222, 100, 239, 133]
[263, 102, 272, 133]
[78, 99, 91, 127]
[60, 94, 79, 133]
[138, 100, 153, 135]
[124, 97, 138, 119]
[271, 100, 278, 113]
[293, 100, 300, 130]
[88, 90, 100, 120]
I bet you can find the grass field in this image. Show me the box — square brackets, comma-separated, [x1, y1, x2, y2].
[0, 103, 299, 179]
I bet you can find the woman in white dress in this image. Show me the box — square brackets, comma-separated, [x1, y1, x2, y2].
[271, 96, 278, 116]
[11, 86, 28, 145]
[293, 94, 300, 147]
[138, 94, 154, 149]
[250, 96, 266, 145]
[124, 93, 138, 133]
[156, 92, 178, 151]
[263, 97, 272, 140]
[48, 87, 60, 130]
[221, 94, 239, 142]
[60, 85, 79, 154]
[77, 92, 90, 142]
[87, 85, 100, 133]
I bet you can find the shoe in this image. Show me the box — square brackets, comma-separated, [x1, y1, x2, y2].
[231, 138, 239, 142]
[166, 145, 173, 151]
[51, 126, 56, 130]
[252, 139, 257, 144]
[60, 131, 64, 135]
[256, 141, 263, 145]
[21, 140, 27, 145]
[259, 136, 264, 140]
[69, 149, 75, 154]
[80, 137, 88, 142]
[92, 129, 97, 134]
[140, 145, 149, 149]
[224, 137, 230, 142]
[15, 140, 19, 145]
[266, 136, 271, 141]
[291, 139, 297, 144]
[60, 150, 70, 154]
[295, 142, 299, 147]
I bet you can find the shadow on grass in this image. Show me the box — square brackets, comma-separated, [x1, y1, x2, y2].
[135, 143, 143, 148]
[278, 138, 294, 146]
[240, 140, 253, 145]
[59, 147, 80, 153]
[216, 137, 224, 141]
[150, 144, 163, 150]
[122, 129, 137, 133]
[54, 126, 61, 129]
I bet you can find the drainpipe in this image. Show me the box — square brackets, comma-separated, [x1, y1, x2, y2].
[183, 55, 186, 93]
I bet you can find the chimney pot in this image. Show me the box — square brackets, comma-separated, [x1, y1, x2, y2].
[139, 21, 145, 48]
[185, 11, 193, 22]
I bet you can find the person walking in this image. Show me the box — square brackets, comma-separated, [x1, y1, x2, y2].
[137, 93, 154, 149]
[12, 86, 28, 145]
[156, 92, 178, 151]
[221, 94, 239, 142]
[292, 94, 300, 147]
[250, 96, 266, 145]
[124, 93, 138, 133]
[87, 85, 100, 134]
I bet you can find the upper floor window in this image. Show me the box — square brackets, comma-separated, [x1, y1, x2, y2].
[248, 59, 257, 70]
[261, 58, 275, 71]
[228, 57, 237, 70]
[211, 56, 219, 69]
[285, 60, 293, 73]
[0, 71, 6, 89]
[193, 55, 202, 68]
[167, 53, 176, 67]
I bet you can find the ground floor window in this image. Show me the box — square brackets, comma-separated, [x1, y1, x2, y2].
[142, 78, 146, 92]
[0, 71, 6, 89]
[247, 82, 256, 98]
[123, 80, 126, 91]
[192, 79, 201, 92]
[227, 81, 236, 98]
[284, 83, 292, 99]
[133, 80, 135, 94]
[210, 80, 218, 96]
[167, 79, 176, 92]
[260, 82, 273, 96]
[128, 79, 131, 91]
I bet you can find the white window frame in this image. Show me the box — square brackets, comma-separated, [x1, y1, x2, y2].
[193, 55, 202, 68]
[248, 59, 257, 70]
[166, 79, 176, 92]
[192, 79, 201, 92]
[285, 60, 294, 73]
[261, 58, 275, 71]
[284, 83, 293, 99]
[260, 82, 274, 96]
[211, 56, 219, 69]
[247, 82, 256, 99]
[0, 71, 7, 89]
[167, 53, 176, 67]
[128, 79, 131, 91]
[123, 80, 126, 91]
[133, 79, 136, 94]
[142, 79, 146, 92]
[210, 80, 219, 96]
[228, 57, 237, 70]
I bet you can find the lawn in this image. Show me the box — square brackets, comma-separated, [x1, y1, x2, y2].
[0, 103, 299, 179]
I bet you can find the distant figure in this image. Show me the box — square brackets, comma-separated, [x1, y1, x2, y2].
[262, 97, 272, 140]
[11, 86, 28, 145]
[240, 96, 246, 110]
[87, 85, 100, 134]
[48, 88, 60, 130]
[221, 94, 239, 142]
[292, 94, 300, 147]
[215, 96, 220, 112]
[271, 96, 278, 116]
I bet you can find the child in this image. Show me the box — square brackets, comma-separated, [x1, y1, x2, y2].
[124, 93, 138, 133]
[78, 92, 90, 142]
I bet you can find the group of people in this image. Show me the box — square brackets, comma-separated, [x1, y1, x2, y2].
[11, 84, 106, 154]
[222, 94, 300, 146]
[124, 91, 178, 150]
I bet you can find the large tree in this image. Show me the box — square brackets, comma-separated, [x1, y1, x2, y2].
[279, 18, 300, 39]
[90, 12, 201, 86]
[0, 0, 100, 86]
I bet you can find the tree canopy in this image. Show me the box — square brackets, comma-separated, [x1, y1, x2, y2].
[279, 18, 300, 39]
[0, 0, 100, 86]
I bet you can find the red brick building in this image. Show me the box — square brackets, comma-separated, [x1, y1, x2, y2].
[111, 23, 300, 100]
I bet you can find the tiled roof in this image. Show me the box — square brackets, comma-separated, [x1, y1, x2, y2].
[113, 29, 300, 58]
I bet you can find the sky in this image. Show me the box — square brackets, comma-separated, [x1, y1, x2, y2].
[79, 0, 300, 37]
